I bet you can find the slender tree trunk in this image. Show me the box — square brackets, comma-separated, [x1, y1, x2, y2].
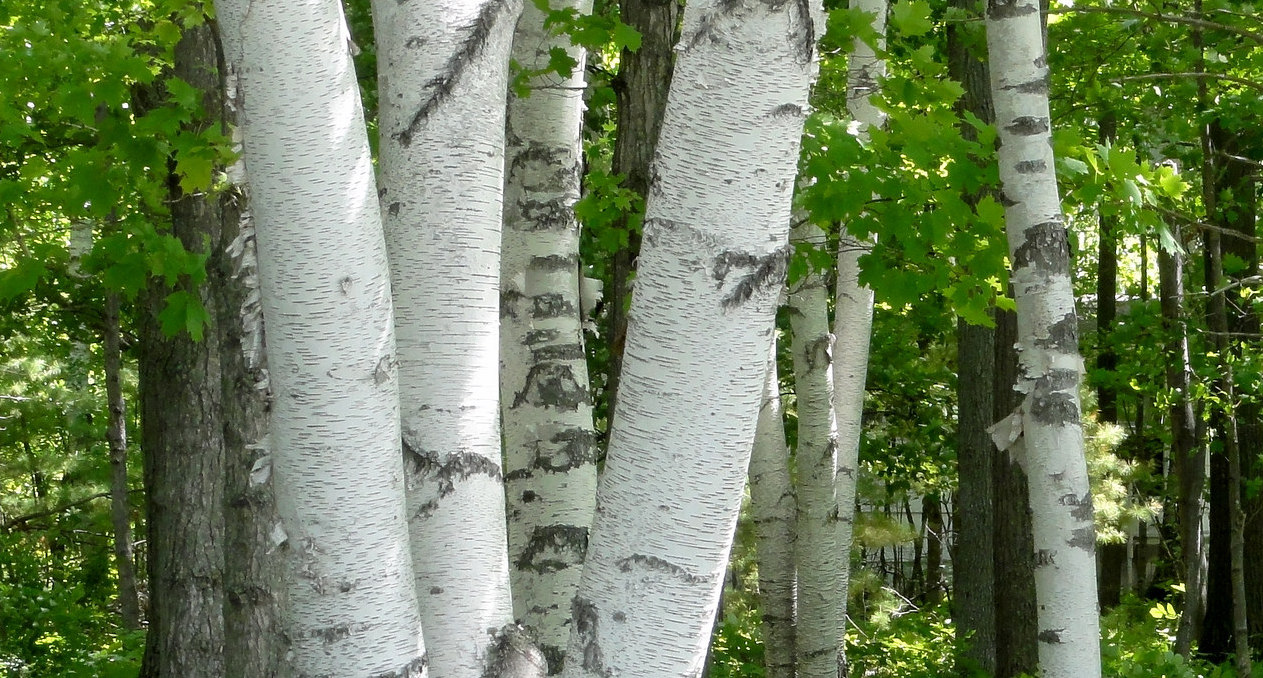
[750, 342, 796, 678]
[985, 1, 1101, 673]
[372, 0, 535, 674]
[560, 0, 822, 672]
[923, 493, 943, 605]
[217, 0, 428, 674]
[500, 0, 599, 672]
[1161, 229, 1205, 657]
[605, 0, 680, 417]
[946, 1, 997, 670]
[790, 223, 843, 678]
[213, 15, 285, 672]
[138, 22, 227, 678]
[832, 2, 886, 673]
[103, 291, 141, 630]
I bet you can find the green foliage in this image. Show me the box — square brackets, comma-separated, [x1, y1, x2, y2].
[1100, 596, 1223, 678]
[846, 602, 958, 678]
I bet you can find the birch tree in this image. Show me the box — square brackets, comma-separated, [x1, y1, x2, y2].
[750, 342, 796, 678]
[832, 1, 886, 666]
[500, 0, 599, 671]
[789, 221, 843, 678]
[561, 0, 823, 672]
[216, 0, 427, 674]
[371, 0, 528, 673]
[985, 0, 1101, 674]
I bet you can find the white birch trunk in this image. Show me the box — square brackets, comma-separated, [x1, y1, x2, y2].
[832, 0, 885, 651]
[790, 223, 842, 678]
[216, 1, 426, 675]
[560, 0, 822, 673]
[500, 0, 599, 672]
[749, 340, 796, 678]
[985, 2, 1101, 675]
[372, 0, 529, 675]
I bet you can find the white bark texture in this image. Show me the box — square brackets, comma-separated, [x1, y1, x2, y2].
[500, 0, 599, 673]
[789, 223, 843, 678]
[217, 1, 426, 676]
[750, 340, 797, 678]
[372, 0, 525, 675]
[560, 0, 822, 674]
[833, 0, 885, 640]
[985, 1, 1102, 675]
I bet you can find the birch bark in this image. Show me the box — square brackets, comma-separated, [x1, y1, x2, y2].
[790, 222, 842, 678]
[750, 342, 796, 678]
[500, 0, 598, 672]
[217, 1, 426, 675]
[985, 0, 1101, 674]
[561, 0, 822, 673]
[371, 0, 527, 674]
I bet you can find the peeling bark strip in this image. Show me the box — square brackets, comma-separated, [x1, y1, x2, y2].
[369, 656, 428, 678]
[985, 0, 1101, 674]
[217, 0, 428, 675]
[373, 0, 524, 668]
[500, 0, 598, 672]
[560, 0, 822, 673]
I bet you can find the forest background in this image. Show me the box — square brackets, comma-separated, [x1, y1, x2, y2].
[0, 0, 1260, 675]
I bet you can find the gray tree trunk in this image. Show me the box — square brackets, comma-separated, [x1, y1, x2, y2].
[103, 291, 141, 631]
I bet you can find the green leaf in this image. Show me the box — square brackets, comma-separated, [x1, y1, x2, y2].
[612, 22, 641, 52]
[159, 290, 211, 340]
[891, 0, 933, 36]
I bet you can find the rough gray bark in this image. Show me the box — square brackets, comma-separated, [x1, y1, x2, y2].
[138, 22, 226, 678]
[1162, 226, 1204, 657]
[605, 0, 679, 417]
[104, 291, 141, 630]
[749, 344, 796, 678]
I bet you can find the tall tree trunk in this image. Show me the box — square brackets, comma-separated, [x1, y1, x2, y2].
[1161, 228, 1205, 658]
[832, 2, 886, 673]
[560, 0, 822, 672]
[213, 15, 286, 672]
[750, 342, 796, 678]
[946, 1, 997, 670]
[103, 291, 141, 630]
[372, 0, 533, 674]
[138, 22, 227, 678]
[217, 0, 428, 674]
[790, 223, 843, 678]
[923, 493, 943, 604]
[605, 0, 680, 417]
[985, 1, 1101, 673]
[500, 0, 599, 672]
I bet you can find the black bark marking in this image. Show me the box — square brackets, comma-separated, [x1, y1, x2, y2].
[571, 597, 613, 678]
[514, 197, 576, 232]
[1029, 368, 1080, 425]
[612, 611, 626, 622]
[801, 334, 833, 372]
[988, 0, 1037, 19]
[531, 254, 578, 272]
[309, 624, 354, 643]
[616, 554, 713, 584]
[1033, 549, 1057, 567]
[1012, 220, 1069, 275]
[1003, 77, 1049, 95]
[370, 655, 428, 678]
[414, 499, 440, 519]
[388, 201, 402, 216]
[514, 524, 589, 573]
[531, 343, 586, 363]
[1014, 159, 1047, 174]
[510, 429, 597, 476]
[502, 288, 527, 319]
[523, 328, 562, 346]
[430, 586, 444, 595]
[539, 644, 565, 676]
[1033, 312, 1078, 352]
[1037, 628, 1064, 644]
[403, 441, 504, 497]
[395, 0, 511, 146]
[714, 245, 791, 310]
[483, 624, 547, 678]
[1059, 492, 1095, 522]
[508, 142, 576, 176]
[794, 0, 816, 62]
[532, 293, 577, 319]
[522, 490, 540, 503]
[512, 362, 590, 410]
[1004, 116, 1050, 137]
[1068, 525, 1096, 550]
[769, 103, 805, 119]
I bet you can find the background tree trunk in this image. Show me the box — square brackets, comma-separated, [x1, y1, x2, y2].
[501, 0, 599, 671]
[103, 291, 141, 631]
